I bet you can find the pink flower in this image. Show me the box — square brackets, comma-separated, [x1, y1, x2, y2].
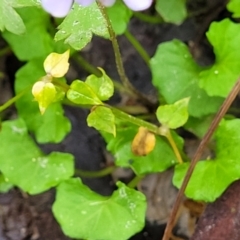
[41, 0, 153, 17]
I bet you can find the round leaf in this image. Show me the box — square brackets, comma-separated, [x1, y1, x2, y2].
[0, 119, 74, 194]
[199, 19, 240, 97]
[150, 39, 223, 117]
[156, 98, 190, 129]
[173, 119, 240, 202]
[107, 0, 132, 35]
[155, 0, 187, 24]
[227, 0, 240, 18]
[53, 178, 146, 240]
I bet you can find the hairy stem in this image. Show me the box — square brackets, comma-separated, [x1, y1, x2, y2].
[96, 1, 154, 108]
[162, 78, 240, 240]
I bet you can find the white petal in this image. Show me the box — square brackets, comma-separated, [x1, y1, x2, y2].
[100, 0, 116, 7]
[123, 0, 152, 11]
[75, 0, 95, 6]
[41, 0, 73, 17]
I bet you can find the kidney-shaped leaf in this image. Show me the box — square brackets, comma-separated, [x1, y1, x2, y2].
[53, 178, 146, 240]
[0, 118, 74, 194]
[150, 39, 223, 117]
[199, 19, 240, 97]
[173, 119, 240, 202]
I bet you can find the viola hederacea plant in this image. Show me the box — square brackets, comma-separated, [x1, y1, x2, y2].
[41, 0, 153, 17]
[1, 0, 240, 240]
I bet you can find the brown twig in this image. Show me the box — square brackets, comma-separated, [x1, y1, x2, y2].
[162, 78, 240, 240]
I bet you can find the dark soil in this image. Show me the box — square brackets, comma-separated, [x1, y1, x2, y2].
[0, 0, 233, 239]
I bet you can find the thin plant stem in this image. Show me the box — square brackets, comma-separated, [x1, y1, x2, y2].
[52, 79, 70, 92]
[133, 12, 163, 24]
[127, 175, 144, 188]
[0, 86, 31, 112]
[96, 1, 155, 108]
[124, 29, 150, 67]
[0, 46, 11, 57]
[166, 130, 183, 164]
[162, 78, 240, 240]
[72, 53, 102, 77]
[107, 105, 183, 163]
[75, 165, 117, 178]
[109, 105, 159, 133]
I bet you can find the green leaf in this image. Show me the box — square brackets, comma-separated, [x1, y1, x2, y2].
[0, 119, 74, 194]
[85, 68, 114, 101]
[155, 0, 187, 24]
[55, 2, 109, 50]
[185, 115, 214, 138]
[107, 0, 132, 35]
[156, 98, 189, 129]
[199, 19, 240, 97]
[173, 119, 240, 202]
[102, 123, 183, 175]
[227, 0, 240, 18]
[2, 7, 53, 61]
[11, 0, 40, 8]
[53, 178, 146, 240]
[67, 80, 103, 105]
[0, 174, 13, 193]
[150, 39, 223, 117]
[87, 106, 116, 136]
[0, 0, 25, 34]
[15, 59, 71, 143]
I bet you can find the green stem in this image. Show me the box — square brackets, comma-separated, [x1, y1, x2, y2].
[133, 12, 163, 24]
[72, 53, 102, 77]
[96, 1, 154, 108]
[124, 29, 150, 67]
[75, 165, 117, 178]
[52, 79, 70, 92]
[0, 46, 11, 57]
[108, 105, 159, 133]
[159, 125, 183, 164]
[127, 175, 145, 188]
[0, 86, 30, 112]
[108, 105, 183, 164]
